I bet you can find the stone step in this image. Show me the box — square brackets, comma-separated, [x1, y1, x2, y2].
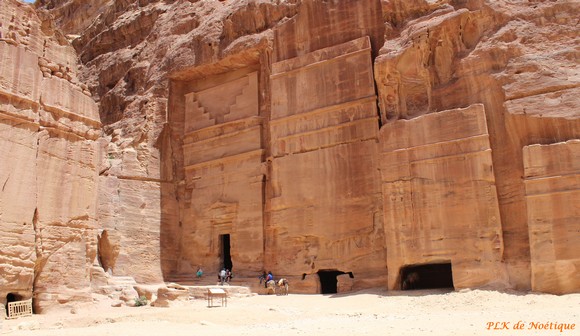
[165, 276, 217, 286]
[166, 275, 200, 281]
[229, 277, 280, 294]
[110, 276, 137, 281]
[169, 276, 277, 295]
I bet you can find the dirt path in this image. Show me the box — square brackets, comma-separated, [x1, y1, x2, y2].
[2, 289, 579, 336]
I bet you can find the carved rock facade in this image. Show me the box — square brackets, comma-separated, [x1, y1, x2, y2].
[380, 104, 505, 289]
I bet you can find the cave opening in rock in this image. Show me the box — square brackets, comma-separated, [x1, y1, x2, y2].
[317, 269, 348, 294]
[400, 263, 454, 290]
[219, 234, 232, 271]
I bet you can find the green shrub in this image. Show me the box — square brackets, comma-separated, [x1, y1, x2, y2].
[134, 296, 148, 307]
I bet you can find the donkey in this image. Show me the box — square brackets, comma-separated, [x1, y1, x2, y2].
[277, 278, 289, 295]
[266, 280, 277, 295]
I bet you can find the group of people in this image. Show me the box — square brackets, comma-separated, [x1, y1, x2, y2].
[194, 267, 286, 293]
[218, 268, 233, 285]
[194, 266, 233, 286]
[258, 271, 289, 295]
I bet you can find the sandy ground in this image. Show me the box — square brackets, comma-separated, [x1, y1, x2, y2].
[2, 289, 579, 336]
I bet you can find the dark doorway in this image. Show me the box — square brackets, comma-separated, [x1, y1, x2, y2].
[400, 263, 454, 290]
[317, 270, 349, 294]
[6, 293, 22, 304]
[5, 293, 23, 314]
[220, 234, 232, 271]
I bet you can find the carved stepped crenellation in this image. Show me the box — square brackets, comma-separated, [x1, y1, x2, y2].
[189, 74, 253, 127]
[227, 72, 257, 120]
[184, 72, 258, 134]
[184, 93, 213, 133]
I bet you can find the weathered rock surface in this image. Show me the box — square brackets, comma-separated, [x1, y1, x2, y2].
[0, 0, 577, 305]
[150, 287, 189, 308]
[523, 140, 579, 294]
[380, 104, 505, 289]
[0, 0, 100, 312]
[268, 34, 386, 288]
[374, 0, 579, 291]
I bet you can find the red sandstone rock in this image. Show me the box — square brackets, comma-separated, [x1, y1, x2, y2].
[380, 104, 506, 290]
[0, 0, 577, 309]
[523, 140, 580, 295]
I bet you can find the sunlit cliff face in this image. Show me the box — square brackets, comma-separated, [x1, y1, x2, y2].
[0, 0, 577, 311]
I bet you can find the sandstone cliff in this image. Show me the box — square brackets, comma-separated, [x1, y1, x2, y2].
[1, 0, 100, 312]
[0, 0, 577, 310]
